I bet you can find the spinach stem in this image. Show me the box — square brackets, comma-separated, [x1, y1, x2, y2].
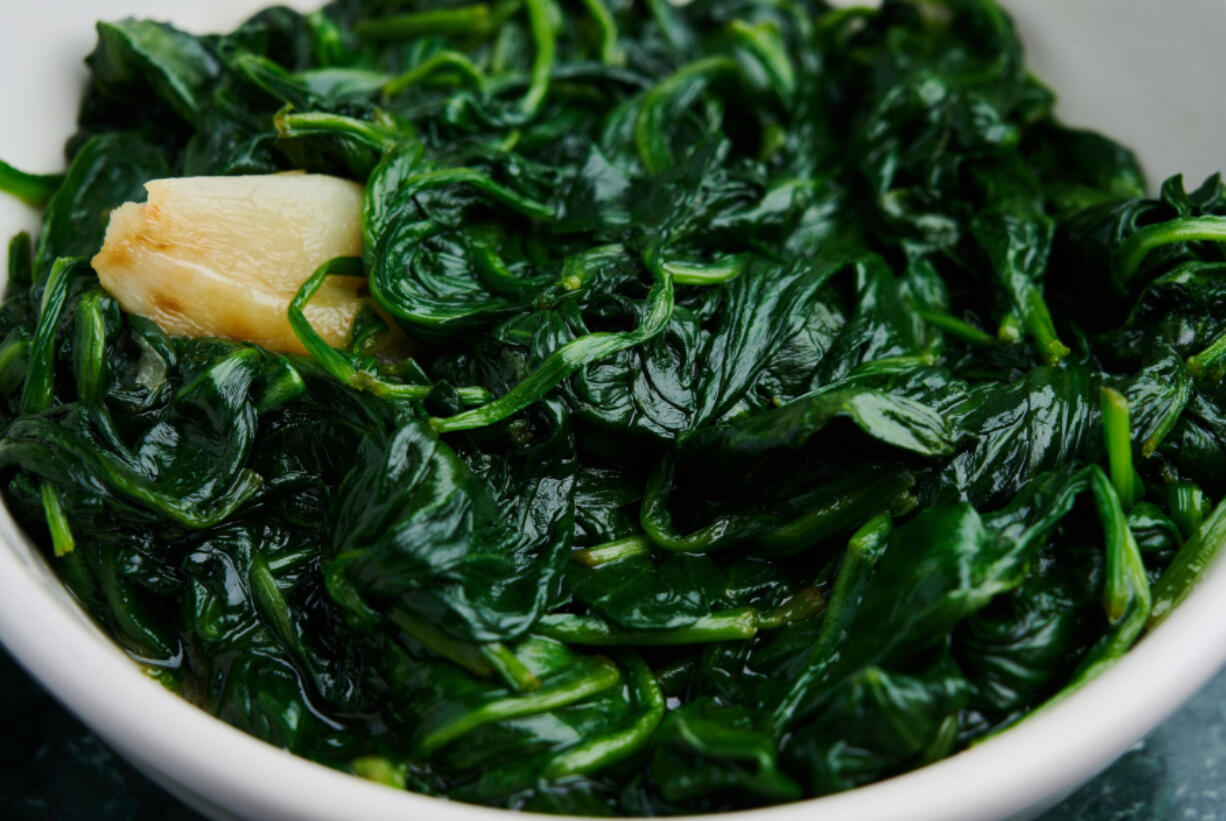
[1066, 468, 1151, 684]
[727, 19, 795, 104]
[571, 535, 652, 566]
[0, 159, 62, 207]
[1117, 215, 1226, 285]
[538, 609, 759, 645]
[996, 311, 1022, 343]
[653, 656, 694, 697]
[1150, 496, 1226, 627]
[388, 605, 496, 678]
[771, 512, 891, 731]
[354, 5, 492, 39]
[1023, 287, 1070, 366]
[757, 471, 914, 554]
[413, 655, 620, 755]
[384, 51, 486, 97]
[1166, 480, 1206, 540]
[21, 256, 85, 415]
[577, 0, 621, 65]
[7, 232, 32, 288]
[915, 309, 995, 346]
[636, 56, 738, 174]
[275, 108, 404, 151]
[431, 245, 674, 432]
[543, 654, 663, 777]
[662, 253, 750, 285]
[1100, 387, 1137, 509]
[288, 257, 434, 400]
[1187, 331, 1226, 381]
[0, 329, 31, 397]
[250, 553, 297, 653]
[520, 0, 557, 116]
[756, 587, 826, 630]
[72, 287, 109, 405]
[481, 643, 542, 692]
[40, 483, 75, 557]
[351, 756, 407, 788]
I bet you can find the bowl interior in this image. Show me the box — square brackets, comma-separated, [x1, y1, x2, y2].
[2, 3, 1226, 821]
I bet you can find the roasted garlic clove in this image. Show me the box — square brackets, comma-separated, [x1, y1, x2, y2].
[91, 173, 368, 355]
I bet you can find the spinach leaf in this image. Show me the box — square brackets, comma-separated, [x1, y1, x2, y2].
[1, 0, 1221, 813]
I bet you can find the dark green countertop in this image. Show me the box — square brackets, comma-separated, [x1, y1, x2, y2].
[2, 643, 1221, 820]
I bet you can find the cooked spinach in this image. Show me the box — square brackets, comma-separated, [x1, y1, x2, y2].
[2, 0, 1224, 814]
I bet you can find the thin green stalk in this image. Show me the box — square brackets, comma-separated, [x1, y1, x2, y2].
[662, 253, 750, 285]
[756, 587, 826, 630]
[756, 471, 914, 554]
[1065, 467, 1151, 686]
[727, 19, 795, 104]
[1166, 480, 1205, 541]
[537, 609, 759, 645]
[306, 10, 348, 67]
[72, 287, 110, 405]
[481, 643, 542, 692]
[1023, 287, 1070, 366]
[274, 108, 405, 151]
[571, 535, 652, 567]
[384, 51, 486, 98]
[265, 548, 316, 575]
[640, 455, 775, 553]
[413, 655, 620, 755]
[1187, 331, 1226, 381]
[387, 605, 495, 679]
[1141, 364, 1191, 457]
[0, 159, 62, 207]
[471, 239, 551, 296]
[771, 513, 891, 731]
[21, 256, 85, 415]
[1100, 387, 1137, 509]
[521, 0, 557, 116]
[384, 167, 554, 222]
[40, 483, 75, 557]
[288, 257, 432, 401]
[636, 56, 738, 174]
[0, 329, 31, 398]
[251, 553, 296, 652]
[1117, 215, 1226, 286]
[996, 311, 1022, 343]
[430, 245, 674, 432]
[1094, 467, 1151, 627]
[915, 308, 996, 346]
[354, 5, 492, 39]
[1150, 496, 1226, 627]
[24, 260, 87, 557]
[543, 654, 663, 778]
[8, 232, 33, 288]
[846, 354, 938, 379]
[577, 0, 621, 65]
[351, 756, 407, 788]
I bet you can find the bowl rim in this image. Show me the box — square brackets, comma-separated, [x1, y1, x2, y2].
[4, 1, 1226, 818]
[4, 501, 1226, 821]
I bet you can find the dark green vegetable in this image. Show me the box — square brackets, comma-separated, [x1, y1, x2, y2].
[2, 0, 1224, 815]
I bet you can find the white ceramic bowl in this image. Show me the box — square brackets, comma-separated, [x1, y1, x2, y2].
[2, 2, 1225, 819]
